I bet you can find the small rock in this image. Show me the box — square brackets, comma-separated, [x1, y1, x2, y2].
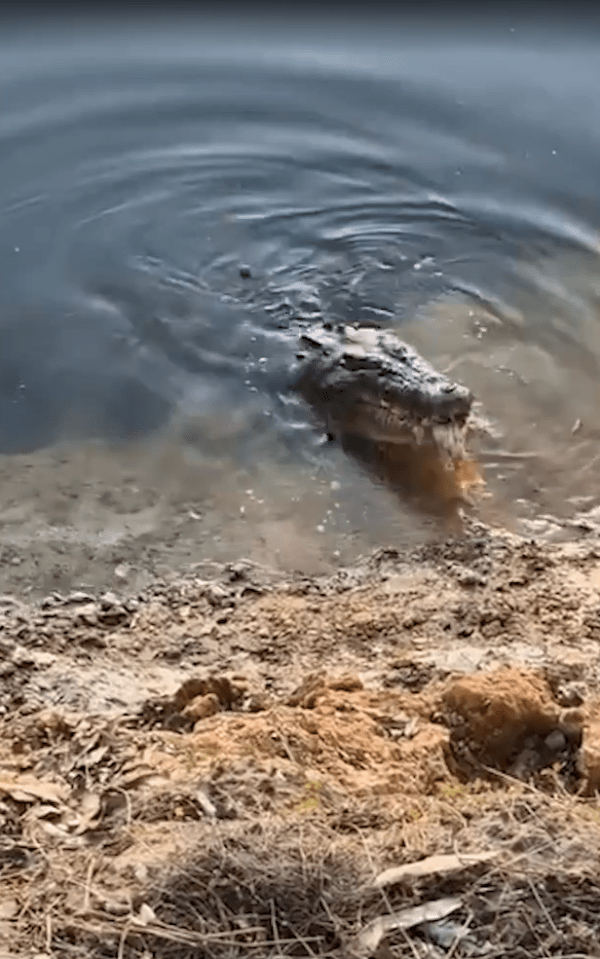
[66, 591, 95, 604]
[205, 585, 229, 606]
[0, 594, 22, 607]
[30, 650, 57, 669]
[244, 692, 271, 712]
[114, 565, 129, 582]
[544, 729, 566, 753]
[11, 645, 35, 667]
[457, 569, 486, 587]
[74, 603, 99, 626]
[239, 265, 252, 279]
[556, 682, 586, 707]
[185, 692, 221, 722]
[329, 673, 363, 692]
[103, 898, 130, 916]
[226, 562, 249, 582]
[134, 864, 149, 883]
[100, 591, 121, 610]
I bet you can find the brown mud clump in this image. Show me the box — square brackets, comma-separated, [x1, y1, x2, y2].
[3, 520, 600, 956]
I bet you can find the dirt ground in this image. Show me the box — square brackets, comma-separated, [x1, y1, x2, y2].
[2, 513, 600, 957]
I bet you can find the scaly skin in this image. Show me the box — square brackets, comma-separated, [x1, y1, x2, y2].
[294, 323, 483, 465]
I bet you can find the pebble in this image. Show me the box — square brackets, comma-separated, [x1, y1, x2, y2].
[100, 591, 120, 610]
[11, 645, 34, 665]
[556, 682, 586, 707]
[457, 569, 487, 587]
[65, 591, 95, 604]
[544, 729, 566, 753]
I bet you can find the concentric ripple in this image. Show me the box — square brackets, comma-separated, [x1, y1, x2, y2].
[2, 22, 600, 563]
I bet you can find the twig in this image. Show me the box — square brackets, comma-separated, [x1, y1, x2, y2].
[527, 875, 559, 937]
[83, 854, 96, 915]
[270, 899, 281, 954]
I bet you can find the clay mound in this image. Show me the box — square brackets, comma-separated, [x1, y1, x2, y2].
[3, 669, 600, 958]
[440, 667, 585, 784]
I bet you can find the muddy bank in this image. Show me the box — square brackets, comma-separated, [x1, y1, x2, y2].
[3, 516, 600, 712]
[2, 519, 600, 956]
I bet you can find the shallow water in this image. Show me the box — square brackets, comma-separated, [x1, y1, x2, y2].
[2, 14, 600, 588]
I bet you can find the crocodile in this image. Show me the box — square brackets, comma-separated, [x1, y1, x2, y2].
[294, 322, 482, 469]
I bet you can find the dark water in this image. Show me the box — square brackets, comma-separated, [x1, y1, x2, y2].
[2, 15, 600, 577]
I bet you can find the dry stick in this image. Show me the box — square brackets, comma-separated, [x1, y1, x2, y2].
[399, 927, 422, 959]
[523, 909, 551, 959]
[117, 921, 130, 959]
[480, 763, 548, 796]
[292, 828, 323, 958]
[79, 915, 320, 949]
[288, 920, 319, 958]
[83, 854, 96, 915]
[274, 729, 297, 763]
[526, 875, 559, 937]
[45, 912, 52, 953]
[318, 894, 339, 942]
[270, 898, 282, 955]
[113, 918, 268, 946]
[446, 911, 474, 959]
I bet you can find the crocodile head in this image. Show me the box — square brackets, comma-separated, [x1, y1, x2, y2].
[294, 323, 478, 464]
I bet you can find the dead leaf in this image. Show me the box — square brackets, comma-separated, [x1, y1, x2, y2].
[26, 804, 62, 820]
[0, 899, 19, 920]
[136, 903, 157, 926]
[70, 791, 103, 834]
[0, 775, 68, 805]
[85, 745, 109, 767]
[373, 851, 497, 888]
[196, 788, 217, 818]
[347, 896, 462, 958]
[115, 766, 155, 789]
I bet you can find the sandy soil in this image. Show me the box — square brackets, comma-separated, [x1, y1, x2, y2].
[2, 515, 600, 957]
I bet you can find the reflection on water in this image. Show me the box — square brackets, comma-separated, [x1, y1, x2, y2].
[1, 15, 600, 588]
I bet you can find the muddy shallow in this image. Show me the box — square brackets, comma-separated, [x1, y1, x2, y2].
[4, 22, 600, 582]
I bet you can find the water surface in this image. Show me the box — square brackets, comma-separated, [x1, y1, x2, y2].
[1, 16, 600, 590]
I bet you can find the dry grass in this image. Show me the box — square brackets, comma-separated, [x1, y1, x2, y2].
[5, 777, 600, 959]
[5, 528, 600, 958]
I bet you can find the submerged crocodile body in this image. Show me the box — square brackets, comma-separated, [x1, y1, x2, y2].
[294, 323, 480, 467]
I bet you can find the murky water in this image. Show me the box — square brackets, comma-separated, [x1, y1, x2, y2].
[2, 14, 600, 589]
